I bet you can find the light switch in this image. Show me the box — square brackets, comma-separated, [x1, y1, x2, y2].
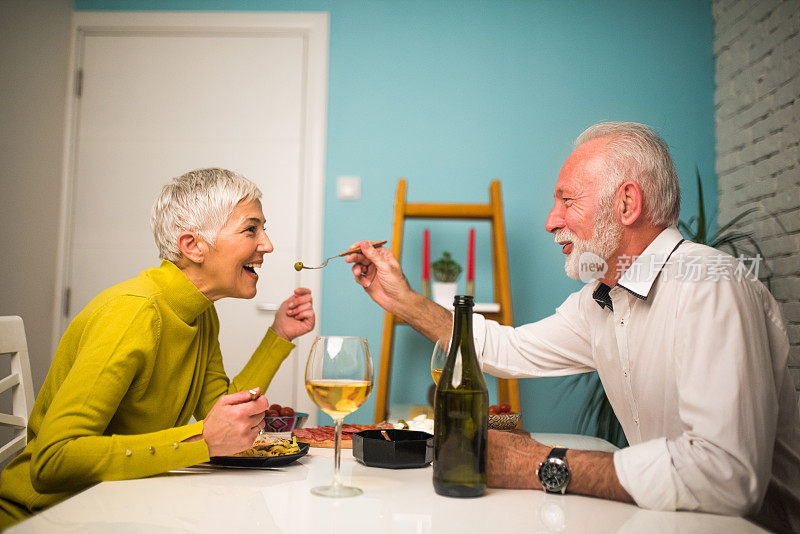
[337, 176, 361, 200]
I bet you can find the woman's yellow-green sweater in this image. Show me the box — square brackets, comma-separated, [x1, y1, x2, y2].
[0, 260, 294, 527]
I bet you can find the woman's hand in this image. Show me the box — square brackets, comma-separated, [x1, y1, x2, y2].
[201, 388, 268, 457]
[271, 287, 315, 341]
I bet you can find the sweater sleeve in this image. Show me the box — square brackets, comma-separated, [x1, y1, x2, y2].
[30, 297, 210, 494]
[194, 307, 295, 419]
[231, 328, 295, 393]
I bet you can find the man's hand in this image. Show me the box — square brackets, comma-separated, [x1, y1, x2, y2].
[345, 241, 414, 315]
[345, 240, 453, 342]
[271, 287, 315, 341]
[200, 388, 268, 457]
[487, 429, 547, 489]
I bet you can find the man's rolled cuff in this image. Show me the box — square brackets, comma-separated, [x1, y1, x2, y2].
[614, 437, 700, 511]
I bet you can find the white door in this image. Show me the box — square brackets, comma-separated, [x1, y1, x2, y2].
[57, 13, 328, 422]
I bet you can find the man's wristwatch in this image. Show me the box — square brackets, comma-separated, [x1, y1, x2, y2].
[537, 447, 570, 494]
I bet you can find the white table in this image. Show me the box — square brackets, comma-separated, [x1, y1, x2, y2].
[10, 445, 765, 533]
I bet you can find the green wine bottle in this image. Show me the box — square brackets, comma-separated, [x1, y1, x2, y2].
[433, 295, 489, 497]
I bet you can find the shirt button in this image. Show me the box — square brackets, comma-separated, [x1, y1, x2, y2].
[125, 449, 132, 457]
[634, 418, 640, 425]
[623, 371, 628, 378]
[149, 446, 156, 454]
[173, 442, 179, 449]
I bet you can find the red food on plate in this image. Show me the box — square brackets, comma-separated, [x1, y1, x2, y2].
[293, 422, 394, 448]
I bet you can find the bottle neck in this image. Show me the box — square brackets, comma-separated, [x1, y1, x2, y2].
[452, 304, 473, 346]
[441, 300, 486, 391]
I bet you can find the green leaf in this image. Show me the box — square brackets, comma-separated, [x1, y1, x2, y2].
[679, 168, 763, 250]
[695, 167, 707, 244]
[742, 236, 767, 259]
[713, 231, 765, 255]
[714, 232, 752, 247]
[716, 208, 758, 236]
[677, 220, 695, 240]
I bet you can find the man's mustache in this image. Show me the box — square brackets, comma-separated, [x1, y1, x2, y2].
[554, 229, 579, 245]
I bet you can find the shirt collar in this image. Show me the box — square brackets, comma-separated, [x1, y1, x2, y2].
[592, 225, 684, 310]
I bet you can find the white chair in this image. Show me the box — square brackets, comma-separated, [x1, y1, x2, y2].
[0, 316, 35, 463]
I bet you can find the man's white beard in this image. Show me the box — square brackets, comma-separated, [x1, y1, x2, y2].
[555, 200, 623, 281]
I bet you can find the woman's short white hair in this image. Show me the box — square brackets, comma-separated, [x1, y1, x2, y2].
[150, 168, 262, 262]
[575, 122, 681, 227]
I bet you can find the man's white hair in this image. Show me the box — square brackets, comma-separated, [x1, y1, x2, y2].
[150, 168, 262, 262]
[575, 122, 681, 227]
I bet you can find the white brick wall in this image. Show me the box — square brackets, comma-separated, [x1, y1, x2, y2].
[714, 0, 800, 396]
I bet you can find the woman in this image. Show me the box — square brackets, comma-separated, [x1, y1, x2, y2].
[0, 168, 314, 527]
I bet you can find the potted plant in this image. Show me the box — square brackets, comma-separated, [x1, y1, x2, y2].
[431, 252, 462, 307]
[677, 167, 775, 288]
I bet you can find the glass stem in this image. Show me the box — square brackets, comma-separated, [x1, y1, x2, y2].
[333, 417, 343, 488]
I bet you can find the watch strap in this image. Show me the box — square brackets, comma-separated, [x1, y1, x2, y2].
[548, 447, 567, 461]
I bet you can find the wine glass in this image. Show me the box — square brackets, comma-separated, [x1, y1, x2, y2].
[305, 336, 373, 497]
[430, 337, 450, 385]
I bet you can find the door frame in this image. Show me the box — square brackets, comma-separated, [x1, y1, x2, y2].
[52, 12, 329, 390]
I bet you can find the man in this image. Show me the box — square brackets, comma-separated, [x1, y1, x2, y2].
[346, 123, 800, 532]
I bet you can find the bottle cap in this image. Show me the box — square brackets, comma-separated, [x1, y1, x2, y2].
[453, 295, 474, 307]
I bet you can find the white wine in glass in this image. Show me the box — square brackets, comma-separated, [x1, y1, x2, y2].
[430, 338, 450, 385]
[305, 336, 373, 498]
[305, 379, 372, 418]
[431, 368, 443, 385]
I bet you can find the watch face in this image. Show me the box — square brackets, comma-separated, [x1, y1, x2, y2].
[539, 460, 569, 490]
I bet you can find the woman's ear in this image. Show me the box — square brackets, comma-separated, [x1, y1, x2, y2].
[177, 231, 205, 264]
[616, 180, 643, 226]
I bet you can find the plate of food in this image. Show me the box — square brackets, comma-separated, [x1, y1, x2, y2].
[209, 435, 310, 468]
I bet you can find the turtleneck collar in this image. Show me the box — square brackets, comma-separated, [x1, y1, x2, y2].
[146, 260, 213, 323]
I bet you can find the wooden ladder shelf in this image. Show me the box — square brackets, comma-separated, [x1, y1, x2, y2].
[373, 178, 520, 423]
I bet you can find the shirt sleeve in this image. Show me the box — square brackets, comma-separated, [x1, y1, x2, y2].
[30, 297, 210, 494]
[194, 306, 295, 419]
[475, 289, 596, 378]
[614, 275, 784, 515]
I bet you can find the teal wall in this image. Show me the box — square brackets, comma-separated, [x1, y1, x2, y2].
[76, 0, 717, 436]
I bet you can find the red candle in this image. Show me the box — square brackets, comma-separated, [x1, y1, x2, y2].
[423, 229, 430, 280]
[467, 228, 475, 282]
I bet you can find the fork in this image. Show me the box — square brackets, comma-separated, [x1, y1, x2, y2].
[294, 240, 387, 271]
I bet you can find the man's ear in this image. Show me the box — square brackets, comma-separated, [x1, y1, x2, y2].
[177, 231, 205, 264]
[617, 180, 643, 226]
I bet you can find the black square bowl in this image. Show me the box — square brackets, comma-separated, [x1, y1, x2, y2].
[352, 429, 433, 469]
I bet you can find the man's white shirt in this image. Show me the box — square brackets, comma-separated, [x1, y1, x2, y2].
[473, 226, 800, 531]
